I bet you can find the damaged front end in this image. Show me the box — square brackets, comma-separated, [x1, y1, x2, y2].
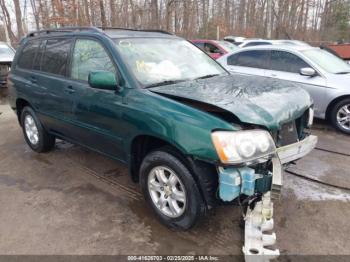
[213, 125, 317, 259]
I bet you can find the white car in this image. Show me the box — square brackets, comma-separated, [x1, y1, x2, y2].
[0, 42, 15, 89]
[218, 45, 350, 134]
[238, 39, 310, 48]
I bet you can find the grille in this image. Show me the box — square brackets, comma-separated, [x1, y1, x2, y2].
[279, 121, 298, 146]
[277, 109, 310, 147]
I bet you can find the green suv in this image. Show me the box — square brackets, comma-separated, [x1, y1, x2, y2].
[8, 27, 317, 254]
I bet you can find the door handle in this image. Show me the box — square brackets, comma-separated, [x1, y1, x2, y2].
[30, 76, 37, 84]
[65, 85, 75, 94]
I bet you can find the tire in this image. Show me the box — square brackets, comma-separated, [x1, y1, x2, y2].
[20, 106, 55, 152]
[330, 98, 350, 135]
[140, 148, 206, 230]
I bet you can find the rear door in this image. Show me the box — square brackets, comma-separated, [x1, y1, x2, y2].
[35, 37, 74, 134]
[265, 50, 327, 115]
[66, 38, 125, 160]
[225, 50, 269, 76]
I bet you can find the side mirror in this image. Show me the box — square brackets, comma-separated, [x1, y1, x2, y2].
[300, 67, 317, 77]
[88, 71, 119, 91]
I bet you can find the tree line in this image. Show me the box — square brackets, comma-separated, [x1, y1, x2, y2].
[1, 0, 350, 46]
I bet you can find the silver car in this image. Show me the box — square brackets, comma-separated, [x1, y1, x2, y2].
[0, 42, 15, 89]
[218, 45, 350, 134]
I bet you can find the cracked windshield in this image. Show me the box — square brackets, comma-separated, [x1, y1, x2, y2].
[115, 38, 226, 87]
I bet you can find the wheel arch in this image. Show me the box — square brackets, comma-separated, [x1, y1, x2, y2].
[129, 134, 218, 209]
[325, 95, 350, 120]
[15, 98, 32, 125]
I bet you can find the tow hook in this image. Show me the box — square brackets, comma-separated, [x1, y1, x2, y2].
[242, 192, 280, 261]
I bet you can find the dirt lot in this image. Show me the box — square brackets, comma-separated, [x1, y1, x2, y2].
[1, 101, 350, 260]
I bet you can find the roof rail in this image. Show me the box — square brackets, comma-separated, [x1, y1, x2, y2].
[27, 27, 101, 37]
[98, 27, 173, 35]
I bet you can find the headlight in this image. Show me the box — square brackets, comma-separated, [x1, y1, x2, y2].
[308, 107, 314, 127]
[212, 130, 276, 164]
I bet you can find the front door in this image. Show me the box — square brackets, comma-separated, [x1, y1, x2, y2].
[67, 38, 126, 161]
[265, 50, 327, 116]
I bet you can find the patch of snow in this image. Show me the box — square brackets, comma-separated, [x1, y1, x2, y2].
[283, 173, 350, 202]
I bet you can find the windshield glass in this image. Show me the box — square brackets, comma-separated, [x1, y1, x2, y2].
[114, 38, 226, 87]
[217, 41, 239, 52]
[0, 44, 14, 56]
[302, 49, 350, 74]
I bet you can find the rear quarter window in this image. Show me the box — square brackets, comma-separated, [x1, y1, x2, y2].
[17, 40, 40, 70]
[41, 38, 72, 76]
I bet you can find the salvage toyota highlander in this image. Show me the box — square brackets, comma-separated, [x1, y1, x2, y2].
[8, 27, 317, 258]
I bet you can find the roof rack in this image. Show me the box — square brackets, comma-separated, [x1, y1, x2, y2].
[27, 26, 173, 38]
[98, 27, 173, 35]
[27, 27, 101, 37]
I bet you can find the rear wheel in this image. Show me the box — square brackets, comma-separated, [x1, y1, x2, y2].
[330, 98, 350, 134]
[140, 148, 205, 230]
[20, 106, 55, 152]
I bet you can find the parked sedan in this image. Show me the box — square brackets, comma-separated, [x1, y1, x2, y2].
[0, 41, 15, 89]
[238, 39, 310, 48]
[218, 45, 350, 134]
[191, 39, 238, 59]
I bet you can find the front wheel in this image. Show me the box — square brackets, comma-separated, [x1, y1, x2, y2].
[140, 148, 206, 230]
[330, 99, 350, 134]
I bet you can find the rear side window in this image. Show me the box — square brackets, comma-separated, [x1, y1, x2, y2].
[204, 43, 221, 54]
[41, 38, 72, 76]
[193, 42, 204, 50]
[17, 41, 40, 70]
[33, 41, 45, 71]
[71, 39, 115, 81]
[227, 50, 269, 69]
[270, 51, 309, 73]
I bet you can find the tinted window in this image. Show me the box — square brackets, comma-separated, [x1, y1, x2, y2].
[17, 41, 40, 69]
[71, 39, 115, 81]
[41, 38, 72, 76]
[193, 42, 204, 50]
[270, 51, 309, 73]
[33, 40, 45, 71]
[227, 50, 269, 69]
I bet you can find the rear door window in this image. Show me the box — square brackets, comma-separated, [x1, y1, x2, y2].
[70, 39, 115, 82]
[33, 40, 45, 71]
[193, 42, 204, 50]
[227, 50, 269, 69]
[41, 38, 72, 76]
[17, 40, 40, 70]
[270, 50, 309, 73]
[204, 43, 221, 54]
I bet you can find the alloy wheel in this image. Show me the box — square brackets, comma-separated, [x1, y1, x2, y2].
[337, 104, 350, 131]
[24, 114, 39, 145]
[147, 166, 187, 218]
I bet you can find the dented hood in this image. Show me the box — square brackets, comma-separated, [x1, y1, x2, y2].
[149, 74, 312, 130]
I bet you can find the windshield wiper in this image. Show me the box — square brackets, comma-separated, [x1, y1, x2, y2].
[195, 74, 220, 80]
[144, 79, 185, 89]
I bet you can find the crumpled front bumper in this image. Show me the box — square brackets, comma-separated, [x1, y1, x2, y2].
[277, 135, 318, 164]
[242, 135, 317, 260]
